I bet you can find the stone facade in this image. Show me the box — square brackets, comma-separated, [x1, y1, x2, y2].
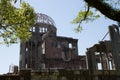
[19, 13, 86, 70]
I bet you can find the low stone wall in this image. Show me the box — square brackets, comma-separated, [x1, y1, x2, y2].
[0, 69, 120, 80]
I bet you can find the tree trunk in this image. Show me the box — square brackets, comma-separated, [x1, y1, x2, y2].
[84, 0, 120, 22]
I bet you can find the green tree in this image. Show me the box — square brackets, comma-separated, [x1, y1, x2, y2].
[71, 0, 120, 32]
[0, 0, 36, 45]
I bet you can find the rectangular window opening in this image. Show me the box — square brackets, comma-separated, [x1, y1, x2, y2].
[69, 43, 72, 48]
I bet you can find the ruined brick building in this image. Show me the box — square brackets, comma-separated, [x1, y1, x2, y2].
[19, 13, 86, 70]
[1, 14, 120, 80]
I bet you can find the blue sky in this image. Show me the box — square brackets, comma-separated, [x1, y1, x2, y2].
[0, 0, 116, 74]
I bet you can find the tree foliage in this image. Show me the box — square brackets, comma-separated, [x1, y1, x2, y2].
[71, 0, 120, 32]
[0, 0, 36, 45]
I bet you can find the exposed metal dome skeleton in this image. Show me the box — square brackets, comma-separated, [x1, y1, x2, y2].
[36, 13, 55, 26]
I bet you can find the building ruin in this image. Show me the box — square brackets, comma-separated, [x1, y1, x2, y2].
[86, 25, 120, 71]
[19, 13, 86, 70]
[1, 13, 120, 80]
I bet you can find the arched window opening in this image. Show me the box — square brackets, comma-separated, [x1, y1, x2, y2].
[43, 28, 45, 32]
[33, 27, 35, 32]
[39, 28, 42, 33]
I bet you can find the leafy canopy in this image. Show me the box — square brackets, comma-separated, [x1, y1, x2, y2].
[71, 8, 100, 32]
[71, 0, 120, 32]
[0, 0, 36, 45]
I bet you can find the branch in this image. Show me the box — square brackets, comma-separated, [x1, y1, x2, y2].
[84, 0, 120, 22]
[78, 5, 90, 27]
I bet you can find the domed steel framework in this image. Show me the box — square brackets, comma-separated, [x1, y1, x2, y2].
[36, 13, 55, 26]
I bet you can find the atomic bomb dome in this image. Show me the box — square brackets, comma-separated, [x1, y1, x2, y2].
[20, 12, 86, 72]
[30, 13, 57, 35]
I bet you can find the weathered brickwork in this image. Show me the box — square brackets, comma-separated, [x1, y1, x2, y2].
[19, 13, 86, 70]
